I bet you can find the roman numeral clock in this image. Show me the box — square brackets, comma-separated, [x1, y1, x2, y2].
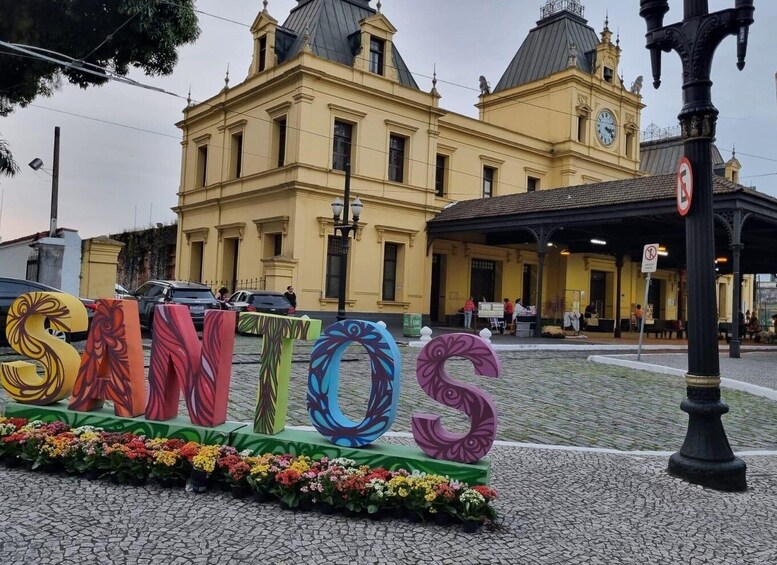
[596, 109, 616, 146]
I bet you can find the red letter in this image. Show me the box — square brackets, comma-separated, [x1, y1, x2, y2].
[145, 305, 235, 427]
[69, 299, 146, 417]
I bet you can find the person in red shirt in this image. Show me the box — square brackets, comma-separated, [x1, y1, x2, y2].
[463, 297, 475, 329]
[503, 298, 514, 333]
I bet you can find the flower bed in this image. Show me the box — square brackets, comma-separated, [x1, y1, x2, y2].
[0, 417, 497, 531]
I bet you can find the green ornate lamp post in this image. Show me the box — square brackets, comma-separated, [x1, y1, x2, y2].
[639, 0, 754, 492]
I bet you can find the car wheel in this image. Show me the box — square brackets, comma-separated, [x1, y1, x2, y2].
[46, 327, 70, 343]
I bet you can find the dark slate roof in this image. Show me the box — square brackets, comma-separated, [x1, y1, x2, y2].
[640, 136, 725, 176]
[276, 0, 419, 90]
[429, 174, 768, 224]
[494, 9, 599, 93]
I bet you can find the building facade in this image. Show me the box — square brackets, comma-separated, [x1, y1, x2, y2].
[174, 0, 749, 326]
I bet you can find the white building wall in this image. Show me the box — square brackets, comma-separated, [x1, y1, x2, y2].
[0, 229, 82, 295]
[0, 239, 35, 280]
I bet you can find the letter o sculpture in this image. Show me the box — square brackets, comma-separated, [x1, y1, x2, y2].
[412, 333, 500, 464]
[307, 320, 401, 448]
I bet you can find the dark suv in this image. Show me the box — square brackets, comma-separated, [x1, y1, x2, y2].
[0, 277, 95, 346]
[132, 281, 219, 332]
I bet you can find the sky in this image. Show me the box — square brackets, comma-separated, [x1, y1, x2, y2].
[1, 0, 775, 242]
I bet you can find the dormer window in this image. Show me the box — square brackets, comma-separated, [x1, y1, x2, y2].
[369, 37, 385, 76]
[603, 66, 614, 83]
[258, 35, 267, 72]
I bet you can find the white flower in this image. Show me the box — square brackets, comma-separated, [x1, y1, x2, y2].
[239, 449, 254, 457]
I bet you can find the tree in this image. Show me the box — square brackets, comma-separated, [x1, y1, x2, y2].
[0, 137, 19, 177]
[0, 0, 201, 116]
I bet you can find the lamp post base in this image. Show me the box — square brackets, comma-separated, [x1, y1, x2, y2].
[668, 391, 747, 492]
[668, 452, 747, 492]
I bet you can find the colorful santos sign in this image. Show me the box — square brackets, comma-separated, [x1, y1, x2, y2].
[677, 156, 693, 216]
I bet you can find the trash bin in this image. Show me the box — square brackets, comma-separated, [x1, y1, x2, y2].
[402, 313, 422, 338]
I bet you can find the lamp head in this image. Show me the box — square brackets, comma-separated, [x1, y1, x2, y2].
[331, 197, 344, 221]
[639, 0, 670, 32]
[351, 196, 363, 222]
[28, 158, 44, 171]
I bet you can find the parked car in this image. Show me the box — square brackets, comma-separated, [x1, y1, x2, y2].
[131, 280, 219, 332]
[0, 277, 95, 346]
[226, 290, 294, 319]
[114, 283, 133, 299]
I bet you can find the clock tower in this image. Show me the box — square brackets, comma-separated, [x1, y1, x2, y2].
[477, 0, 644, 187]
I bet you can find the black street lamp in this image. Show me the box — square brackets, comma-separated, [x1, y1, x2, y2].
[331, 162, 363, 322]
[640, 0, 754, 492]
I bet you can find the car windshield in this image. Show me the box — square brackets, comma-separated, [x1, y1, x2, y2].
[249, 294, 290, 307]
[170, 289, 215, 300]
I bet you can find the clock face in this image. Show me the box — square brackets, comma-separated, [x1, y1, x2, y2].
[596, 110, 616, 146]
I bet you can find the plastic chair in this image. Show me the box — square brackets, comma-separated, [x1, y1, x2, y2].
[489, 317, 505, 333]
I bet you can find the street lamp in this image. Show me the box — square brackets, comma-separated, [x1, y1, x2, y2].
[640, 0, 754, 492]
[28, 126, 61, 238]
[331, 162, 363, 321]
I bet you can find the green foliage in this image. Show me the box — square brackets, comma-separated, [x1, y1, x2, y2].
[0, 136, 19, 177]
[0, 0, 200, 116]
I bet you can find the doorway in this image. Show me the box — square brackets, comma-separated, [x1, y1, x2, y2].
[647, 278, 663, 319]
[430, 254, 447, 322]
[471, 259, 496, 303]
[590, 270, 607, 317]
[522, 264, 537, 307]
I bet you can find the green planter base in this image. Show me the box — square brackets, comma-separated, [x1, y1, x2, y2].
[3, 402, 491, 485]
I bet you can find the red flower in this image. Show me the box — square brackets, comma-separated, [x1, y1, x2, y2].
[276, 469, 302, 486]
[472, 485, 497, 501]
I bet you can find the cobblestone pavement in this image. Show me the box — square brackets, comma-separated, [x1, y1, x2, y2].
[1, 442, 776, 564]
[2, 336, 777, 451]
[2, 336, 777, 563]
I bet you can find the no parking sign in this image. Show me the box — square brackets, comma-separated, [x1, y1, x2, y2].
[677, 157, 693, 216]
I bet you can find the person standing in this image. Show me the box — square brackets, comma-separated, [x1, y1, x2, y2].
[284, 285, 297, 309]
[633, 304, 643, 331]
[215, 287, 229, 309]
[463, 297, 475, 329]
[503, 298, 514, 333]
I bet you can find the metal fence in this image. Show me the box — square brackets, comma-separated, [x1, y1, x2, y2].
[201, 278, 266, 294]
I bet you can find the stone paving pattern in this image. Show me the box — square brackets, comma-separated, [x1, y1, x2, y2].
[2, 337, 777, 451]
[1, 442, 776, 564]
[2, 336, 777, 563]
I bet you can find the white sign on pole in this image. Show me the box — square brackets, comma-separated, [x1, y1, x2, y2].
[641, 243, 660, 273]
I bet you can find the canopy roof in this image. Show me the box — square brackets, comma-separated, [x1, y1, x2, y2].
[427, 175, 777, 274]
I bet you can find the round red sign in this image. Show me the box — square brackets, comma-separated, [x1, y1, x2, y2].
[677, 157, 693, 217]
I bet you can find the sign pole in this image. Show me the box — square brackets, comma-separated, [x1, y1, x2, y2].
[637, 273, 651, 361]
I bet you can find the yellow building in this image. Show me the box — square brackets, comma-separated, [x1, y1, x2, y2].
[174, 0, 751, 328]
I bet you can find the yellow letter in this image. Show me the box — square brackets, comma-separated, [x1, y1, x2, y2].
[0, 292, 87, 404]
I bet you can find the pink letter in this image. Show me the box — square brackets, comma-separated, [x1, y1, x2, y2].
[412, 333, 499, 463]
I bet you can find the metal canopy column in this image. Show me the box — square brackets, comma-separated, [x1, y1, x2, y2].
[715, 209, 752, 359]
[526, 225, 558, 338]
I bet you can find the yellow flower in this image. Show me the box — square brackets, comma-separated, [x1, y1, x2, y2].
[250, 463, 271, 477]
[290, 456, 311, 474]
[398, 488, 409, 498]
[154, 450, 179, 467]
[425, 492, 437, 503]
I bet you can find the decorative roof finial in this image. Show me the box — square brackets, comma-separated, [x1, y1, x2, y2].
[186, 85, 192, 106]
[376, 0, 382, 13]
[263, 0, 268, 12]
[616, 28, 620, 47]
[431, 63, 439, 97]
[224, 63, 230, 89]
[604, 11, 609, 30]
[732, 144, 736, 158]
